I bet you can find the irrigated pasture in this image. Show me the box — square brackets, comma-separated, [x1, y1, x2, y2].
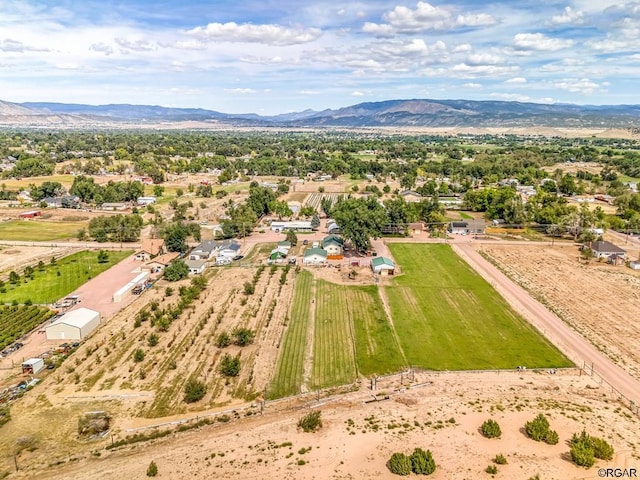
[0, 219, 87, 241]
[0, 250, 132, 304]
[385, 244, 571, 370]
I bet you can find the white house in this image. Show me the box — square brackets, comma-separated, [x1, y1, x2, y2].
[303, 248, 328, 265]
[322, 235, 344, 258]
[137, 196, 157, 205]
[217, 242, 241, 259]
[185, 259, 206, 275]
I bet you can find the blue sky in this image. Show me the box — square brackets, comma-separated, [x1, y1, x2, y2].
[1, 0, 639, 114]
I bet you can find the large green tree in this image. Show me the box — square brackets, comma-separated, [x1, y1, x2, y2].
[332, 197, 387, 252]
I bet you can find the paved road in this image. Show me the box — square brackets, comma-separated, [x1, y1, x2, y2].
[453, 242, 640, 404]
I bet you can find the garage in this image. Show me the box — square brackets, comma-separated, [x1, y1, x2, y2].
[45, 307, 101, 340]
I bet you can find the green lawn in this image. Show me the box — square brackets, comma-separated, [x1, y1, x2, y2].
[0, 250, 133, 304]
[268, 270, 313, 399]
[385, 244, 571, 370]
[0, 220, 86, 241]
[458, 211, 474, 219]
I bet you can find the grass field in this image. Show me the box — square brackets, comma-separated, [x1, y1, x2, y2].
[0, 250, 133, 304]
[348, 285, 405, 376]
[268, 270, 313, 399]
[0, 175, 75, 190]
[312, 280, 358, 389]
[0, 220, 86, 241]
[385, 244, 571, 370]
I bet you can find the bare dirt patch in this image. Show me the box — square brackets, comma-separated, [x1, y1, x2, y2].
[480, 243, 640, 381]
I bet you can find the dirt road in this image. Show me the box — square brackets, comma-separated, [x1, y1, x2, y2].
[453, 243, 640, 404]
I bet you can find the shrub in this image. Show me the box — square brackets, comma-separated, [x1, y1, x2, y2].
[410, 448, 436, 475]
[183, 378, 207, 403]
[133, 349, 145, 363]
[570, 430, 614, 467]
[243, 281, 255, 295]
[146, 460, 158, 477]
[481, 419, 502, 439]
[485, 464, 498, 474]
[524, 414, 557, 444]
[233, 327, 255, 346]
[388, 452, 412, 476]
[216, 331, 231, 348]
[592, 437, 614, 460]
[219, 354, 240, 377]
[297, 410, 322, 433]
[493, 454, 507, 465]
[147, 333, 159, 347]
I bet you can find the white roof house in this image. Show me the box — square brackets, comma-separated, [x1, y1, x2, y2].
[45, 307, 101, 340]
[185, 259, 206, 275]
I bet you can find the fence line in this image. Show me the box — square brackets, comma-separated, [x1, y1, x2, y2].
[580, 361, 640, 418]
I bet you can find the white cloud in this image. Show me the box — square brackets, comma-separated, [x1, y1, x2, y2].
[226, 88, 257, 94]
[450, 63, 519, 77]
[363, 1, 495, 35]
[513, 33, 574, 51]
[187, 22, 322, 46]
[351, 91, 365, 96]
[466, 53, 504, 65]
[552, 78, 604, 95]
[463, 83, 482, 88]
[89, 43, 114, 55]
[505, 77, 527, 84]
[0, 38, 49, 52]
[550, 7, 584, 25]
[299, 90, 321, 95]
[115, 38, 156, 52]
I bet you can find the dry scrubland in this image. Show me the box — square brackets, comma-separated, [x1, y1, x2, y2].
[11, 371, 640, 480]
[480, 244, 640, 381]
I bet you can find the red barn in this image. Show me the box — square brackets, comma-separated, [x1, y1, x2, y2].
[19, 210, 41, 219]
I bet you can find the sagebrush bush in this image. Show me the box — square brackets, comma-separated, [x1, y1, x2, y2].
[388, 452, 412, 476]
[183, 378, 206, 403]
[410, 448, 436, 475]
[524, 413, 557, 444]
[146, 460, 158, 477]
[480, 419, 502, 439]
[298, 410, 322, 433]
[493, 453, 507, 465]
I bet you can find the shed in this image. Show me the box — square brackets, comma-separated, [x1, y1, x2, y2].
[45, 307, 101, 340]
[22, 358, 45, 375]
[19, 210, 41, 219]
[371, 257, 395, 275]
[408, 222, 423, 235]
[113, 271, 150, 302]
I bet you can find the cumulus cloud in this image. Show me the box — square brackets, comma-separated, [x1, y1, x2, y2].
[351, 91, 365, 96]
[362, 1, 495, 36]
[550, 6, 584, 25]
[463, 83, 482, 88]
[513, 32, 574, 51]
[187, 22, 322, 46]
[505, 77, 527, 84]
[451, 63, 519, 77]
[466, 53, 504, 65]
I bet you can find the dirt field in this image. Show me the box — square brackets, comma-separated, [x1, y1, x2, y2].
[479, 244, 640, 381]
[0, 245, 75, 276]
[7, 369, 639, 480]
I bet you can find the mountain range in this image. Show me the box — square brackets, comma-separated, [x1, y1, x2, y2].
[2, 98, 640, 129]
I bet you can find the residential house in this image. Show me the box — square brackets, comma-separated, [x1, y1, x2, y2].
[189, 240, 220, 260]
[217, 241, 241, 259]
[100, 202, 128, 211]
[322, 235, 344, 259]
[467, 219, 486, 235]
[371, 257, 395, 275]
[185, 259, 206, 275]
[135, 238, 165, 261]
[399, 190, 422, 203]
[303, 248, 328, 265]
[589, 240, 626, 263]
[277, 241, 292, 252]
[448, 221, 469, 235]
[142, 252, 180, 273]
